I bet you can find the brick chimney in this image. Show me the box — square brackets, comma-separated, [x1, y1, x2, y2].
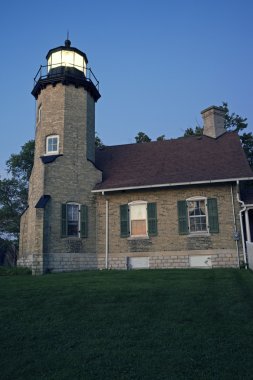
[201, 106, 226, 138]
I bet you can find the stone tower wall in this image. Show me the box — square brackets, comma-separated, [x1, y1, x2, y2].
[18, 82, 102, 273]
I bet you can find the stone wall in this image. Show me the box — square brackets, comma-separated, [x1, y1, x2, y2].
[96, 183, 241, 269]
[44, 252, 104, 273]
[18, 82, 102, 274]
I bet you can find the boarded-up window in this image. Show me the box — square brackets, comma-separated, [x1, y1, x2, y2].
[120, 202, 158, 238]
[130, 203, 147, 236]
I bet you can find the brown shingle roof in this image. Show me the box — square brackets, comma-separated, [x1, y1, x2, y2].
[94, 132, 253, 191]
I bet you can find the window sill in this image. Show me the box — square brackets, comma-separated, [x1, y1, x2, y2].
[61, 236, 81, 239]
[127, 236, 150, 241]
[187, 232, 210, 238]
[44, 152, 60, 156]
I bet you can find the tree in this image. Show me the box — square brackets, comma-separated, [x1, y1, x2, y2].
[156, 134, 166, 141]
[95, 132, 104, 148]
[6, 139, 35, 182]
[183, 126, 203, 137]
[184, 102, 253, 168]
[135, 132, 151, 143]
[0, 141, 35, 264]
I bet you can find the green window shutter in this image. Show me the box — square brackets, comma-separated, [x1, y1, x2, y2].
[61, 204, 67, 237]
[80, 205, 88, 238]
[120, 204, 129, 237]
[207, 198, 219, 233]
[177, 200, 188, 235]
[147, 202, 158, 236]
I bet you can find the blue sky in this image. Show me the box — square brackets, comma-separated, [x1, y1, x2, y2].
[0, 0, 252, 177]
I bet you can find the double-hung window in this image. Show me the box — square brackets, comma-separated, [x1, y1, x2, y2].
[187, 198, 207, 233]
[61, 203, 88, 238]
[46, 135, 59, 155]
[178, 197, 219, 235]
[67, 203, 79, 236]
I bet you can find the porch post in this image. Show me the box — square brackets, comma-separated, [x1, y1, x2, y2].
[245, 209, 251, 243]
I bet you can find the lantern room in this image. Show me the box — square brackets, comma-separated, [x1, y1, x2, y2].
[32, 39, 100, 102]
[46, 39, 88, 76]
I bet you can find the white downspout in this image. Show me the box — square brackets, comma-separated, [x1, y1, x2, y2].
[245, 209, 251, 243]
[231, 185, 240, 267]
[236, 180, 247, 268]
[105, 198, 109, 269]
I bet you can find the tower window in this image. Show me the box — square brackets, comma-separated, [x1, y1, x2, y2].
[37, 104, 42, 123]
[67, 204, 79, 236]
[61, 203, 88, 238]
[46, 135, 59, 155]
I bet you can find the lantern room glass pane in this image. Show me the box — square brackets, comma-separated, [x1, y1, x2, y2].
[47, 50, 86, 74]
[50, 51, 62, 67]
[74, 52, 86, 73]
[61, 50, 74, 67]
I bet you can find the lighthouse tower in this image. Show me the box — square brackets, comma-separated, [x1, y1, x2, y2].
[19, 39, 102, 274]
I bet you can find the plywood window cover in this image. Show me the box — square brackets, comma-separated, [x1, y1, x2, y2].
[129, 201, 148, 237]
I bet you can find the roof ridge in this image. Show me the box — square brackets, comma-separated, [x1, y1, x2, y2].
[95, 131, 239, 151]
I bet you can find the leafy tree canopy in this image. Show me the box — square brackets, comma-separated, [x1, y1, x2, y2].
[0, 141, 34, 250]
[135, 132, 151, 143]
[6, 139, 35, 182]
[156, 134, 166, 141]
[95, 132, 104, 148]
[135, 132, 167, 143]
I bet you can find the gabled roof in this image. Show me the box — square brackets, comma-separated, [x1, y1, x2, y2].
[94, 132, 253, 192]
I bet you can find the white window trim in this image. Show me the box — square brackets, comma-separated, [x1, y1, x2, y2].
[45, 135, 59, 155]
[186, 196, 209, 235]
[66, 202, 81, 238]
[128, 200, 148, 238]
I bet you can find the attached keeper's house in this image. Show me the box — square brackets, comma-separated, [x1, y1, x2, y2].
[18, 40, 253, 274]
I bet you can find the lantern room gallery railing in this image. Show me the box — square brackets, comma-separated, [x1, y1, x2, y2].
[33, 63, 100, 91]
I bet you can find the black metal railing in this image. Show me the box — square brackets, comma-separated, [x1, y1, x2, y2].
[33, 63, 100, 91]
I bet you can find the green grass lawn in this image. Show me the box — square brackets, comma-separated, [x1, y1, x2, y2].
[1, 269, 253, 380]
